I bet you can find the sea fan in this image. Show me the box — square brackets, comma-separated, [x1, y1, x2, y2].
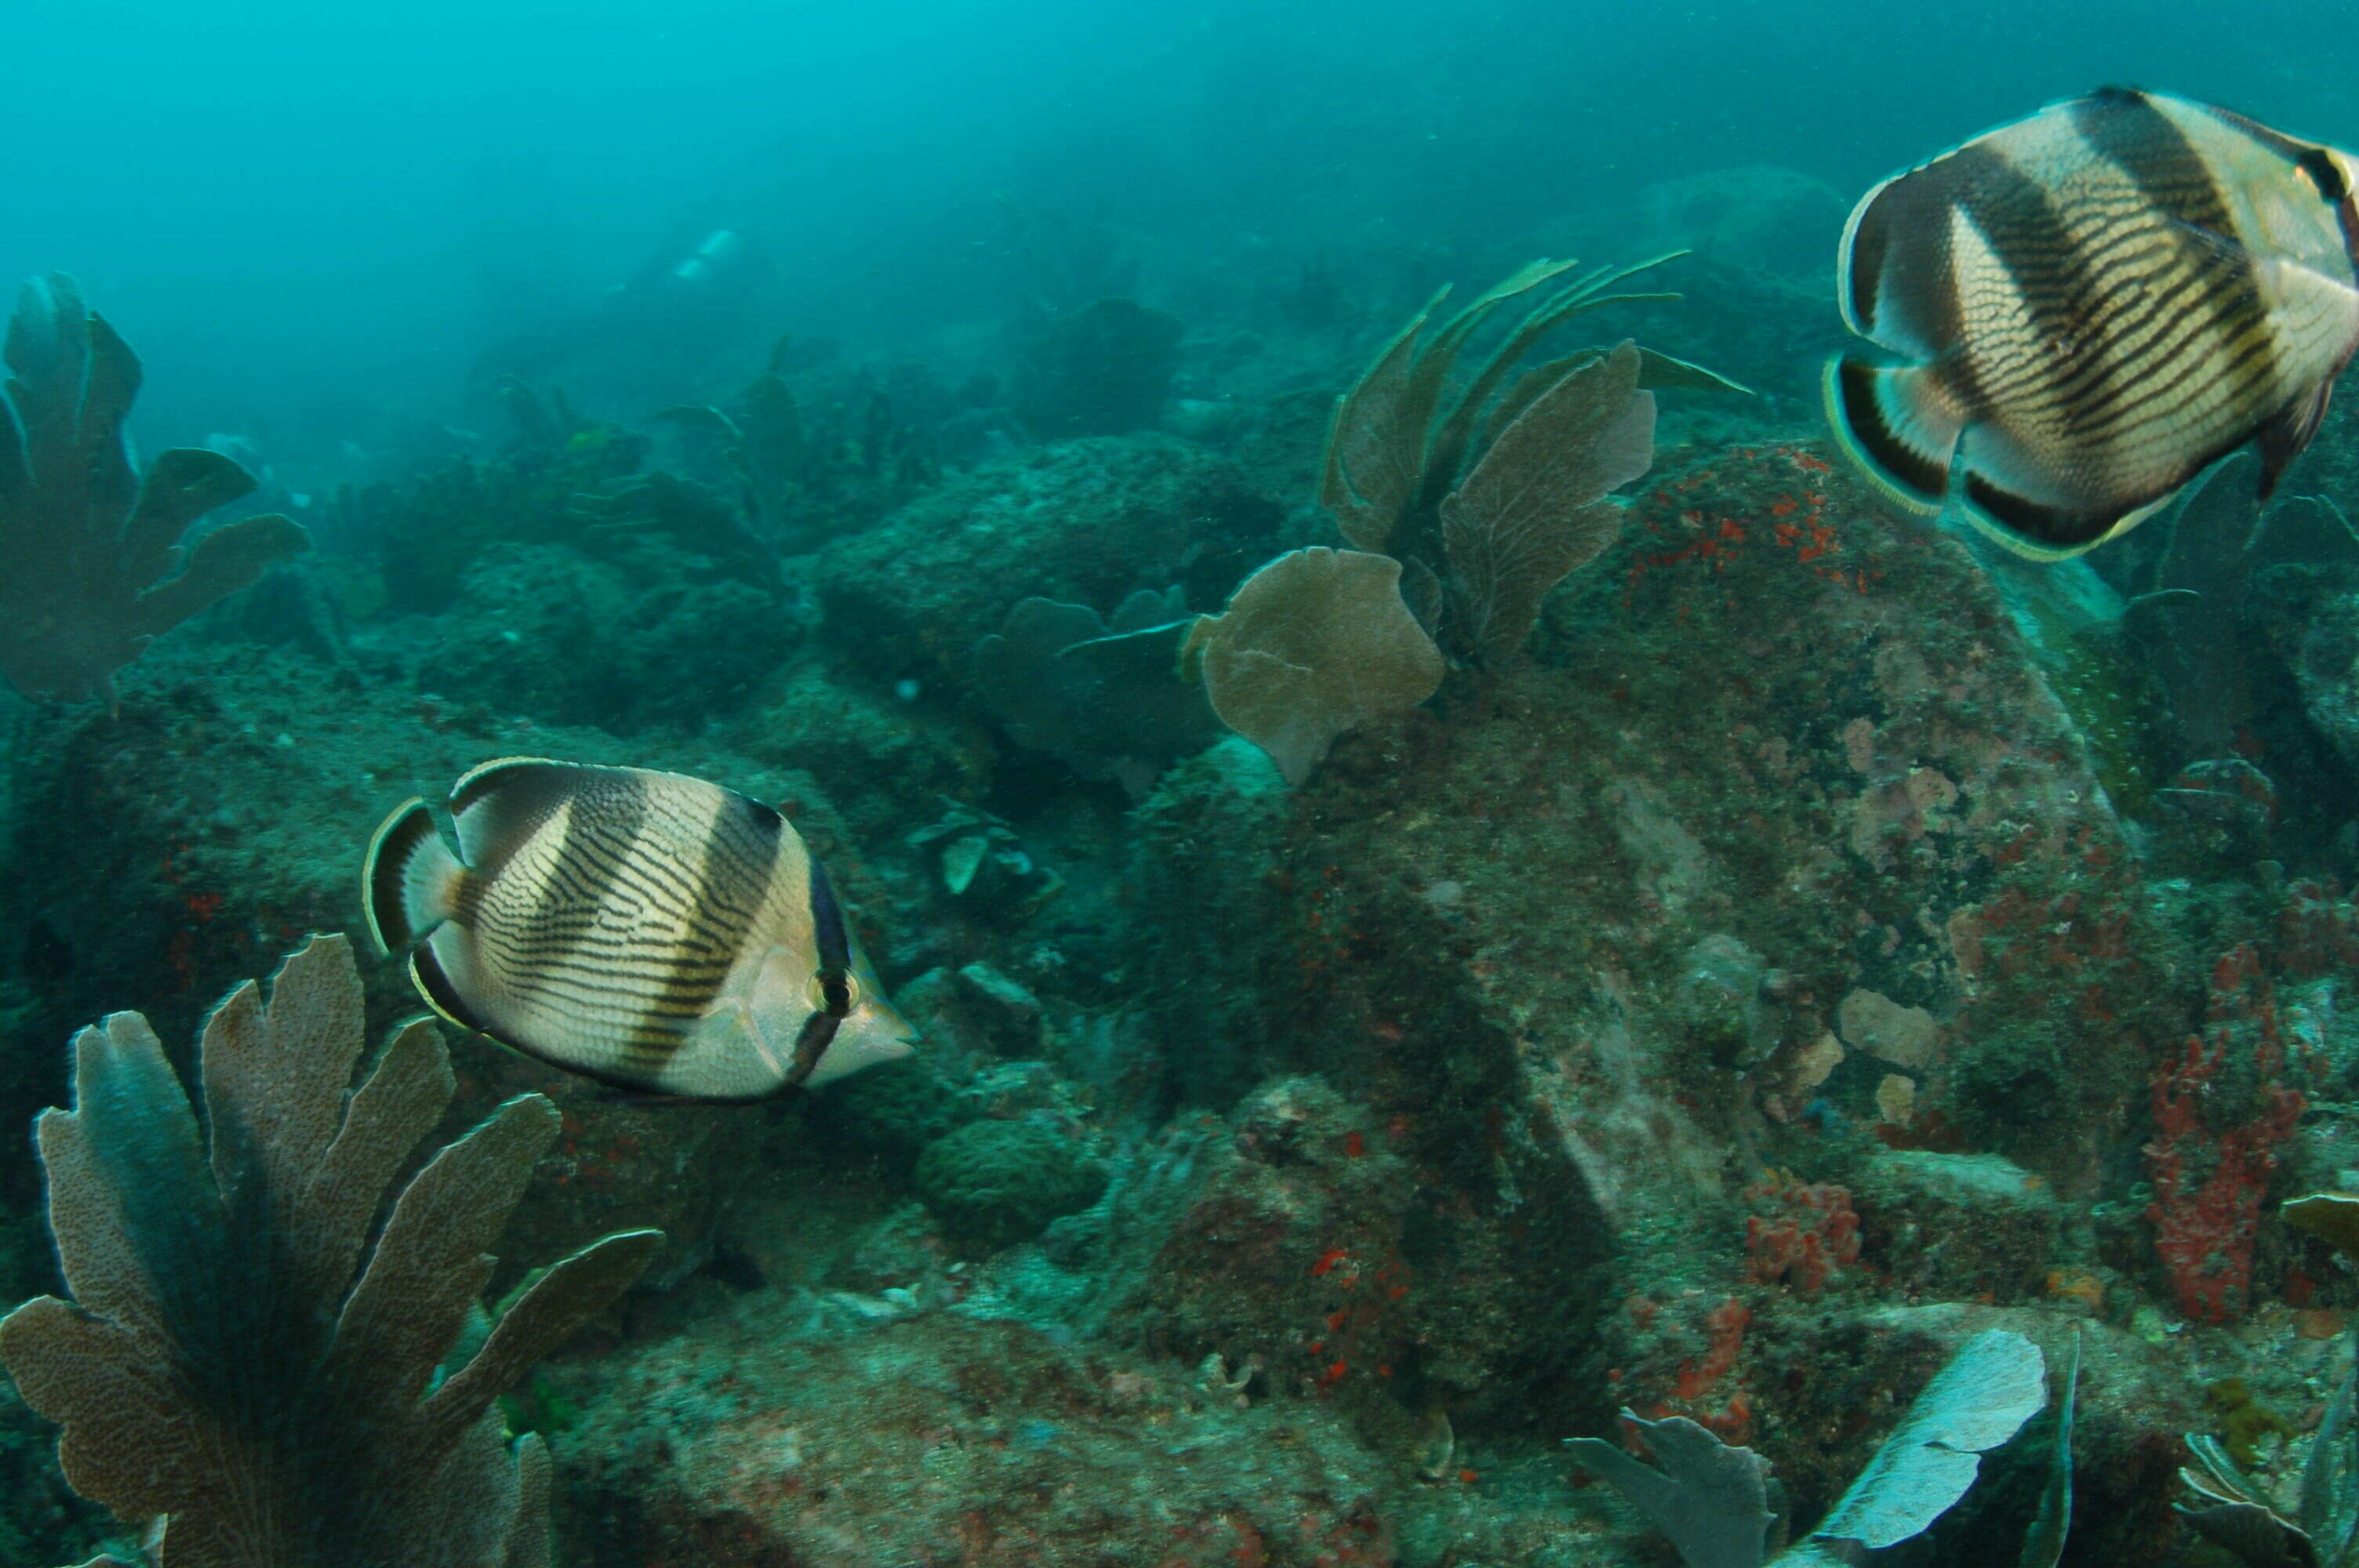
[0, 934, 662, 1566]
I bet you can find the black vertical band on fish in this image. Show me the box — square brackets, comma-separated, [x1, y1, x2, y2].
[773, 851, 855, 1090]
[359, 757, 914, 1102]
[1826, 89, 2359, 559]
[807, 856, 852, 1013]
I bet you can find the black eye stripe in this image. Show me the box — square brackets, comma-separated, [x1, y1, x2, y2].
[780, 1009, 842, 1091]
[807, 857, 852, 985]
[794, 855, 854, 1094]
[2299, 145, 2350, 202]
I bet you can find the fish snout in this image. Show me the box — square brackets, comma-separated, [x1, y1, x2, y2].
[803, 994, 918, 1087]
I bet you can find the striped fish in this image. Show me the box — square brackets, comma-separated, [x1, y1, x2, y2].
[1826, 89, 2359, 559]
[363, 758, 914, 1102]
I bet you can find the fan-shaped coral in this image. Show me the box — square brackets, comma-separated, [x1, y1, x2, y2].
[1182, 546, 1443, 784]
[0, 934, 662, 1566]
[1318, 256, 1735, 665]
[0, 274, 307, 704]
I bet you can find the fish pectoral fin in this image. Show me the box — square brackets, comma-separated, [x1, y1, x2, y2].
[695, 978, 803, 1080]
[2159, 214, 2254, 268]
[690, 992, 761, 1051]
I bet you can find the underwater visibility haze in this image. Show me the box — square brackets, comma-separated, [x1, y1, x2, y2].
[8, 2, 2359, 1563]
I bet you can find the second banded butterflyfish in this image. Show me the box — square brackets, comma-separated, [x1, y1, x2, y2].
[1826, 88, 2359, 559]
[363, 757, 914, 1102]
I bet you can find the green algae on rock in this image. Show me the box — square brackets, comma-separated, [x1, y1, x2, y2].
[913, 1117, 1108, 1248]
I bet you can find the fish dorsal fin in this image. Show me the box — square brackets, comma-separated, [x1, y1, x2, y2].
[447, 756, 583, 870]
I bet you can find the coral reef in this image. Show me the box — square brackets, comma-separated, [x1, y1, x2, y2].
[1009, 296, 1184, 439]
[550, 1308, 1405, 1568]
[2143, 945, 2306, 1324]
[817, 434, 1285, 698]
[0, 275, 305, 703]
[414, 539, 798, 732]
[1121, 441, 2234, 1559]
[0, 934, 660, 1563]
[1569, 1328, 2059, 1566]
[972, 586, 1219, 797]
[656, 334, 941, 551]
[4, 159, 2357, 1566]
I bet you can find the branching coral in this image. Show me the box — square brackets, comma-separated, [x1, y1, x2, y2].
[0, 274, 307, 703]
[1318, 256, 1739, 665]
[0, 934, 662, 1566]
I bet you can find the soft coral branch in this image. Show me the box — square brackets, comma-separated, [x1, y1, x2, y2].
[0, 274, 305, 703]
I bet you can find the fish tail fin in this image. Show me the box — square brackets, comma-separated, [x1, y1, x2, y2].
[362, 797, 471, 955]
[1823, 355, 1965, 515]
[1951, 472, 2169, 561]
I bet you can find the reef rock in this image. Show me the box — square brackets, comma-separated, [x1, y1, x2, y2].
[551, 1307, 1406, 1568]
[816, 434, 1285, 699]
[1129, 442, 2186, 1449]
[414, 539, 799, 733]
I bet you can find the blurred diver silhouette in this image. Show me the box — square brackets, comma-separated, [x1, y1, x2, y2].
[467, 217, 776, 418]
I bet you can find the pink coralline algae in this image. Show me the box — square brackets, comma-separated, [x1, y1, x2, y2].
[2144, 944, 2306, 1324]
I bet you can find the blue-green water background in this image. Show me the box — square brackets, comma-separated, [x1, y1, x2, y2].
[6, 5, 2359, 1563]
[2, 0, 2348, 452]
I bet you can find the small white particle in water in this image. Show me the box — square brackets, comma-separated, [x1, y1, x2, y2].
[895, 678, 921, 702]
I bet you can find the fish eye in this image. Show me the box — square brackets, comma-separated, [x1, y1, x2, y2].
[805, 971, 859, 1016]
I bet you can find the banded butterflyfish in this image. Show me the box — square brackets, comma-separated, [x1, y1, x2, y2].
[363, 758, 914, 1102]
[1827, 88, 2359, 558]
